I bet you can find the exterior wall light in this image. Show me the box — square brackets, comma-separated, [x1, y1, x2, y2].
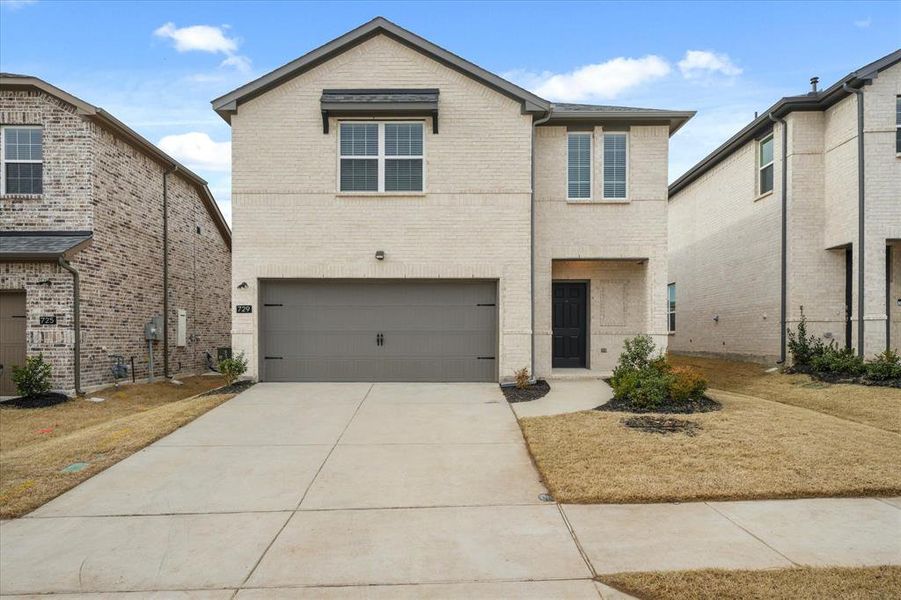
[237, 282, 248, 289]
[375, 251, 385, 261]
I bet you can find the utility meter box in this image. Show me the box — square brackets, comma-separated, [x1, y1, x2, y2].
[144, 315, 163, 341]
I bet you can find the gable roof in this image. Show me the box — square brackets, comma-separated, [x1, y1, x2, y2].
[212, 17, 694, 134]
[0, 73, 231, 249]
[669, 49, 901, 198]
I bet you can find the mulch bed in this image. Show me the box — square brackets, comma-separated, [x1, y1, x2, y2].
[1, 392, 70, 409]
[199, 380, 255, 397]
[622, 415, 701, 436]
[596, 394, 721, 414]
[502, 380, 551, 403]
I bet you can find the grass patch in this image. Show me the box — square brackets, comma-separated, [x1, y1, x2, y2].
[670, 354, 901, 434]
[600, 565, 901, 600]
[519, 389, 901, 503]
[0, 375, 230, 519]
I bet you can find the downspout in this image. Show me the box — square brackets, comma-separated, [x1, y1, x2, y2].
[163, 165, 178, 379]
[843, 83, 865, 357]
[768, 113, 788, 363]
[58, 257, 82, 395]
[531, 107, 552, 378]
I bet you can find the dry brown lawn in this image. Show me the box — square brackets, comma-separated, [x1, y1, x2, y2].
[670, 353, 901, 434]
[519, 389, 901, 503]
[600, 566, 901, 600]
[0, 375, 230, 519]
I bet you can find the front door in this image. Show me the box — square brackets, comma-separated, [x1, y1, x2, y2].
[1, 291, 27, 396]
[552, 282, 587, 368]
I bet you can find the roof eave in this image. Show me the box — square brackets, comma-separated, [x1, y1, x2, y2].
[544, 110, 696, 135]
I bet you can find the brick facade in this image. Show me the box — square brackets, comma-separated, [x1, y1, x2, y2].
[230, 33, 673, 380]
[669, 60, 901, 362]
[0, 87, 231, 394]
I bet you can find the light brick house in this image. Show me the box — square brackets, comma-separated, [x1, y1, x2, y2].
[0, 74, 232, 395]
[668, 50, 901, 363]
[214, 17, 692, 382]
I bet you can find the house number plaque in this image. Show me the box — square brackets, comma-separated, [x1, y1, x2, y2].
[236, 305, 253, 314]
[39, 316, 57, 325]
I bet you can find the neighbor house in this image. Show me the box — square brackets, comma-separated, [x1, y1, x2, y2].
[213, 17, 693, 383]
[0, 74, 232, 396]
[668, 50, 901, 363]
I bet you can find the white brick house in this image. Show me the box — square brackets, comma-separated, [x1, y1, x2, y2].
[1, 75, 232, 395]
[215, 17, 692, 382]
[668, 51, 901, 363]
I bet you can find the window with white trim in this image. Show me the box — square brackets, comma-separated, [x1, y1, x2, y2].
[895, 96, 900, 154]
[1, 126, 43, 195]
[338, 122, 424, 192]
[567, 132, 591, 199]
[667, 282, 676, 332]
[758, 134, 774, 194]
[603, 133, 627, 199]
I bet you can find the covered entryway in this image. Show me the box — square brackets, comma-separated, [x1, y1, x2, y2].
[1, 291, 26, 396]
[260, 280, 497, 382]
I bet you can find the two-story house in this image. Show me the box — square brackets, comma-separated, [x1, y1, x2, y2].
[668, 50, 900, 363]
[0, 74, 232, 395]
[214, 17, 693, 383]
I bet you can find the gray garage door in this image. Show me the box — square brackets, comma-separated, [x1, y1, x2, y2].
[260, 280, 497, 382]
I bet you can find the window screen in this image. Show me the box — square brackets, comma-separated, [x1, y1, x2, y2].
[338, 122, 424, 192]
[339, 123, 378, 191]
[385, 123, 423, 191]
[2, 127, 43, 194]
[567, 133, 591, 199]
[603, 133, 627, 199]
[759, 134, 774, 194]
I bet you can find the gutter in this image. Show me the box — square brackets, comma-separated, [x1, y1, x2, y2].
[530, 108, 553, 378]
[162, 165, 178, 379]
[843, 83, 866, 357]
[57, 258, 82, 395]
[768, 113, 788, 363]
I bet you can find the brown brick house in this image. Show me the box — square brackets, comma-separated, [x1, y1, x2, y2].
[1, 74, 231, 396]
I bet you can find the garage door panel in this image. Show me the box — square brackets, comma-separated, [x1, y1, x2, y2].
[260, 281, 497, 382]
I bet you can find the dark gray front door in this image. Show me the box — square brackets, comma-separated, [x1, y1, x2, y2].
[1, 291, 27, 396]
[260, 280, 497, 382]
[552, 282, 587, 368]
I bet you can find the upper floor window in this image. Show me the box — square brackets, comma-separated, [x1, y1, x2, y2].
[603, 133, 628, 199]
[758, 134, 774, 195]
[667, 282, 676, 332]
[567, 132, 591, 200]
[895, 96, 900, 154]
[1, 126, 43, 195]
[339, 122, 424, 192]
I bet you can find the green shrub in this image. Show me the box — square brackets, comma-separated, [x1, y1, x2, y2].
[11, 354, 53, 398]
[218, 352, 248, 386]
[628, 367, 673, 410]
[615, 335, 659, 371]
[787, 307, 826, 368]
[865, 350, 901, 382]
[809, 344, 865, 377]
[669, 366, 708, 402]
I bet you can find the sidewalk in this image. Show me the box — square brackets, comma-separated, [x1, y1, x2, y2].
[564, 496, 901, 575]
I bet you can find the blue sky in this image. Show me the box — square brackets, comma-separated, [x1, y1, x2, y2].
[2, 1, 899, 223]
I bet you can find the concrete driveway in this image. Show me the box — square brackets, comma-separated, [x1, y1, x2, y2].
[0, 383, 610, 598]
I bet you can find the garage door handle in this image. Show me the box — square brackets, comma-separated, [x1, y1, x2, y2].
[264, 356, 283, 360]
[477, 356, 496, 360]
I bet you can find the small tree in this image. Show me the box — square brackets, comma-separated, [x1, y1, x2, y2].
[11, 354, 53, 398]
[218, 352, 248, 386]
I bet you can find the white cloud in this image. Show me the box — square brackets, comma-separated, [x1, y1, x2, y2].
[0, 0, 37, 9]
[504, 55, 671, 102]
[854, 17, 872, 28]
[158, 131, 231, 173]
[678, 50, 742, 79]
[153, 22, 251, 72]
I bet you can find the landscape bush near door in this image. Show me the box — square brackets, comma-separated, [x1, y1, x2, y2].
[11, 354, 53, 398]
[787, 309, 901, 387]
[608, 336, 711, 412]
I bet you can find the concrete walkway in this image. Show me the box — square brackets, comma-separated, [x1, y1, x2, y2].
[511, 379, 612, 418]
[1, 383, 898, 598]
